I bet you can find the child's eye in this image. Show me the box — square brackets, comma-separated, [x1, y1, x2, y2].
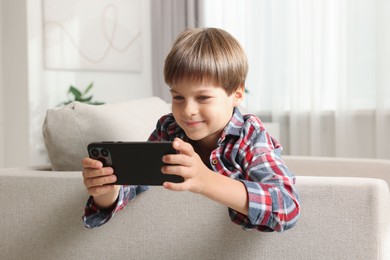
[172, 96, 184, 101]
[197, 96, 211, 101]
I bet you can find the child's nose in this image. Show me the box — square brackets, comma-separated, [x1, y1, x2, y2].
[183, 100, 198, 116]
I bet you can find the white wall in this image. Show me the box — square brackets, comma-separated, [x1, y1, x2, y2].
[28, 0, 153, 165]
[0, 0, 4, 167]
[0, 0, 153, 167]
[1, 0, 30, 167]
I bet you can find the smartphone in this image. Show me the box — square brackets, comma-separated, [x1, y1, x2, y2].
[87, 141, 184, 185]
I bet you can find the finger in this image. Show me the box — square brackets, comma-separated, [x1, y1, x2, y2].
[173, 138, 195, 156]
[163, 181, 189, 192]
[82, 167, 114, 180]
[162, 153, 192, 167]
[82, 157, 103, 168]
[84, 174, 117, 188]
[161, 164, 190, 178]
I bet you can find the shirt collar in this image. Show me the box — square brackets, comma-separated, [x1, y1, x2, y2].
[167, 114, 183, 136]
[219, 107, 245, 142]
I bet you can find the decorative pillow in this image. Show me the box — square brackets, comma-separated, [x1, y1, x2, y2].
[42, 97, 171, 171]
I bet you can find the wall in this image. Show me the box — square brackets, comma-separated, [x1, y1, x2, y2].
[0, 0, 3, 167]
[0, 0, 153, 167]
[28, 0, 153, 165]
[1, 0, 30, 167]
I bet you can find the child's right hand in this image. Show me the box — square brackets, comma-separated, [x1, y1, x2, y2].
[82, 157, 120, 209]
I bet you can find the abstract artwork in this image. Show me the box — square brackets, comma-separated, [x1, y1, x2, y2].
[43, 0, 142, 72]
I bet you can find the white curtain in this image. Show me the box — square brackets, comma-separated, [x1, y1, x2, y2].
[151, 0, 202, 102]
[200, 0, 390, 159]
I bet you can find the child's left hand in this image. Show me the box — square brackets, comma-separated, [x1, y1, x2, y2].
[161, 138, 211, 193]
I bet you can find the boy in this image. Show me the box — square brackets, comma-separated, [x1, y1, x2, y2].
[82, 28, 300, 231]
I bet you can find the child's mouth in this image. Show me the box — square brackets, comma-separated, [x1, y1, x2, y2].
[184, 120, 204, 127]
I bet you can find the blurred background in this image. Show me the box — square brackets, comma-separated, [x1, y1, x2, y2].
[0, 0, 389, 167]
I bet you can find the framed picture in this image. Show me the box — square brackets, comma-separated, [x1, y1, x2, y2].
[42, 0, 142, 72]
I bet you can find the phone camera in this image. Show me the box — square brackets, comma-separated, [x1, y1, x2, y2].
[90, 148, 99, 157]
[100, 148, 109, 157]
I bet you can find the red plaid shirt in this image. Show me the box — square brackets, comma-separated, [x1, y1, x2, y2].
[83, 108, 300, 231]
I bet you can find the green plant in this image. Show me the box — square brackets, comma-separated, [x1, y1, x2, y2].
[58, 82, 104, 106]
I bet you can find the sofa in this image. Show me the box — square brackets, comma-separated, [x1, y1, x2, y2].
[1, 97, 389, 260]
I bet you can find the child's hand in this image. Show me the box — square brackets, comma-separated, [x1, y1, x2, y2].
[161, 138, 211, 193]
[82, 157, 120, 208]
[162, 139, 249, 216]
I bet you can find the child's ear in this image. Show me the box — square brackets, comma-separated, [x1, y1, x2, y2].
[232, 84, 245, 106]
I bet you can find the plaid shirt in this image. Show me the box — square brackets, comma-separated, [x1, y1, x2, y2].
[83, 108, 300, 231]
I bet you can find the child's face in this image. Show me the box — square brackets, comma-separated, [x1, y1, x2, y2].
[170, 81, 244, 146]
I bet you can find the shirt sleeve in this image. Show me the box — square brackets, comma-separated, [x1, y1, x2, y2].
[229, 128, 300, 232]
[83, 185, 149, 229]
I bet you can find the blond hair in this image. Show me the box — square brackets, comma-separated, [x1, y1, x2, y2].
[164, 28, 248, 95]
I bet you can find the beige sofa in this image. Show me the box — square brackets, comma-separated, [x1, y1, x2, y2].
[1, 97, 389, 260]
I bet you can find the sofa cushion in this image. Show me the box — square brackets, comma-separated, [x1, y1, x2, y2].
[42, 97, 170, 171]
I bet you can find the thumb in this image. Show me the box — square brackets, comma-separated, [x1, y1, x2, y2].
[172, 138, 195, 156]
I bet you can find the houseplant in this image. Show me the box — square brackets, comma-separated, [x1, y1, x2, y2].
[58, 82, 104, 106]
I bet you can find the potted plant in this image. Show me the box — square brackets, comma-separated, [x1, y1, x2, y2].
[58, 82, 104, 106]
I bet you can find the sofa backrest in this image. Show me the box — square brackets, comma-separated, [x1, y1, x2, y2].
[1, 169, 389, 259]
[284, 155, 390, 188]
